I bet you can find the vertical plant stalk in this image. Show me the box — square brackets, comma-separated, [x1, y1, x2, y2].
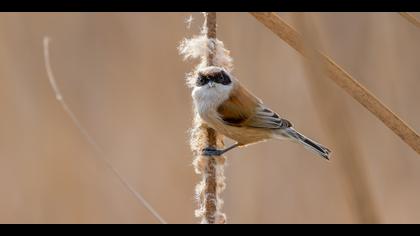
[191, 12, 227, 224]
[293, 14, 380, 223]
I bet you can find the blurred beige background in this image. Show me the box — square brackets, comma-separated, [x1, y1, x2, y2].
[0, 12, 419, 224]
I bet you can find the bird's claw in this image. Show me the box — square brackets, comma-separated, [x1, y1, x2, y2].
[202, 147, 223, 157]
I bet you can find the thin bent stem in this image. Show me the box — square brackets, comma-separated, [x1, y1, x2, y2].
[43, 37, 167, 224]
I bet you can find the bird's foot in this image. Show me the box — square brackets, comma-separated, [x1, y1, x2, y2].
[202, 147, 224, 157]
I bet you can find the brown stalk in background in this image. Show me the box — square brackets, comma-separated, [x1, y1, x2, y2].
[399, 12, 420, 29]
[250, 12, 420, 156]
[293, 14, 380, 223]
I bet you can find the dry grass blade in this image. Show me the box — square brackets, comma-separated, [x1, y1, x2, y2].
[250, 12, 420, 156]
[399, 12, 420, 29]
[43, 37, 167, 224]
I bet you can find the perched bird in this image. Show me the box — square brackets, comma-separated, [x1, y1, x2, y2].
[191, 66, 331, 160]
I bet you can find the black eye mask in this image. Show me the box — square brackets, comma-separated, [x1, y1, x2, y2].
[196, 71, 232, 87]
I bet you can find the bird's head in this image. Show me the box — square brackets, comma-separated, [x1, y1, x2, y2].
[191, 66, 234, 107]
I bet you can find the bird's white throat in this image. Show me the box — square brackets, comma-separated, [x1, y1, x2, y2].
[192, 84, 232, 122]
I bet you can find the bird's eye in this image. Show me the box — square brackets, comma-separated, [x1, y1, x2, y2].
[218, 71, 231, 85]
[196, 76, 209, 87]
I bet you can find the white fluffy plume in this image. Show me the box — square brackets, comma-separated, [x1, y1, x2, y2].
[178, 25, 233, 87]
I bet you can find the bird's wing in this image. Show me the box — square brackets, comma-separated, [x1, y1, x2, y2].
[217, 82, 292, 129]
[246, 105, 292, 129]
[216, 82, 258, 126]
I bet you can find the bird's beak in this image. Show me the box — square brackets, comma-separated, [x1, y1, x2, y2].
[208, 81, 215, 88]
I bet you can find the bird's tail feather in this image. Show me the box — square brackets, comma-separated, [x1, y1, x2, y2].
[278, 128, 331, 160]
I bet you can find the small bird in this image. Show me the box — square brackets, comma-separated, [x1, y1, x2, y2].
[191, 66, 331, 160]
